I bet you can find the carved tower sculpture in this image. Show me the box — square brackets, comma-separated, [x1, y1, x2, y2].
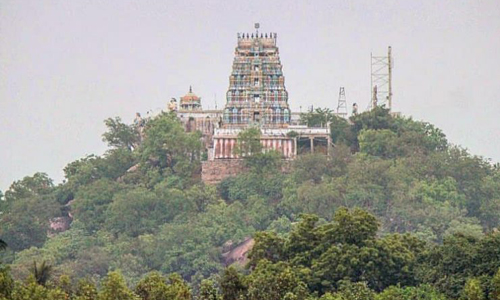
[223, 29, 291, 127]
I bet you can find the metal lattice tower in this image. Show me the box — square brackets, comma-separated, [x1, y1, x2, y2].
[336, 87, 348, 118]
[370, 46, 393, 111]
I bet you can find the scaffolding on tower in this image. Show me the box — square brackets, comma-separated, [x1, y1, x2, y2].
[370, 46, 393, 111]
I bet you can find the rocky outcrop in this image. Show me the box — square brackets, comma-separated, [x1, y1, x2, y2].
[48, 216, 72, 237]
[222, 237, 255, 266]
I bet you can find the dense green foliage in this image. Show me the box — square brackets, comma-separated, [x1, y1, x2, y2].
[1, 107, 499, 299]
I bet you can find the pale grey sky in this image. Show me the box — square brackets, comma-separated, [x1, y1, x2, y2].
[1, 0, 499, 190]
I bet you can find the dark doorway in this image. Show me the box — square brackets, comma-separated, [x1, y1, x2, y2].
[253, 112, 260, 123]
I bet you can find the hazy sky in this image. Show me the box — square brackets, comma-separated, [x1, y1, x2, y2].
[1, 0, 499, 191]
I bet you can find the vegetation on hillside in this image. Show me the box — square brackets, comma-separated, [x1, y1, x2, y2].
[1, 107, 499, 299]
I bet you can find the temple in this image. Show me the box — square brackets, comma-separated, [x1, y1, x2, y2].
[224, 32, 290, 127]
[180, 86, 202, 111]
[174, 25, 332, 184]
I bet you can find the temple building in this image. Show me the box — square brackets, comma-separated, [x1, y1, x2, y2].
[223, 32, 290, 127]
[174, 26, 332, 183]
[180, 86, 202, 111]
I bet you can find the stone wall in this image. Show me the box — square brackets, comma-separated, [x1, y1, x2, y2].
[201, 159, 292, 185]
[201, 159, 247, 185]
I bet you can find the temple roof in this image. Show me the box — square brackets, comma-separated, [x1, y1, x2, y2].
[180, 86, 201, 103]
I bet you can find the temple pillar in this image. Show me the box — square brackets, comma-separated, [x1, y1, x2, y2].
[222, 139, 226, 158]
[230, 139, 235, 158]
[219, 138, 224, 158]
[293, 138, 297, 158]
[225, 139, 229, 158]
[214, 138, 218, 159]
[218, 139, 222, 159]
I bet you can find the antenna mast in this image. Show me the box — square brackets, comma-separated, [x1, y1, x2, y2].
[336, 87, 348, 118]
[370, 46, 393, 111]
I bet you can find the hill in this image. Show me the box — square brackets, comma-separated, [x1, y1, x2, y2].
[1, 107, 499, 299]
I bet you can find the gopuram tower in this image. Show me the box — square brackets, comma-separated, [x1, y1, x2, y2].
[173, 25, 332, 184]
[223, 27, 291, 127]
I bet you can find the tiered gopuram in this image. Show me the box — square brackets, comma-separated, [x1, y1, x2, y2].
[173, 26, 332, 183]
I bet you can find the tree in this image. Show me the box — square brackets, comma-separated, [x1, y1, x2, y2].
[490, 268, 500, 300]
[462, 278, 484, 300]
[32, 261, 53, 286]
[244, 150, 283, 174]
[102, 117, 141, 151]
[248, 231, 286, 267]
[3, 173, 54, 202]
[10, 277, 51, 300]
[292, 154, 333, 184]
[417, 233, 478, 298]
[135, 272, 192, 300]
[284, 214, 320, 264]
[393, 117, 448, 152]
[376, 284, 448, 300]
[292, 180, 343, 220]
[0, 266, 14, 299]
[105, 187, 172, 237]
[74, 279, 98, 300]
[324, 281, 375, 300]
[98, 271, 138, 300]
[332, 207, 378, 246]
[233, 127, 262, 158]
[164, 273, 191, 300]
[246, 260, 309, 300]
[154, 183, 198, 220]
[358, 129, 398, 158]
[72, 246, 111, 279]
[56, 274, 73, 297]
[72, 179, 125, 233]
[63, 155, 109, 188]
[329, 115, 351, 145]
[185, 184, 218, 213]
[348, 106, 395, 151]
[478, 172, 500, 230]
[199, 279, 222, 300]
[0, 174, 57, 251]
[300, 108, 336, 128]
[0, 190, 59, 251]
[220, 267, 246, 300]
[250, 209, 422, 294]
[63, 151, 135, 190]
[139, 112, 202, 181]
[134, 271, 171, 300]
[475, 232, 500, 276]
